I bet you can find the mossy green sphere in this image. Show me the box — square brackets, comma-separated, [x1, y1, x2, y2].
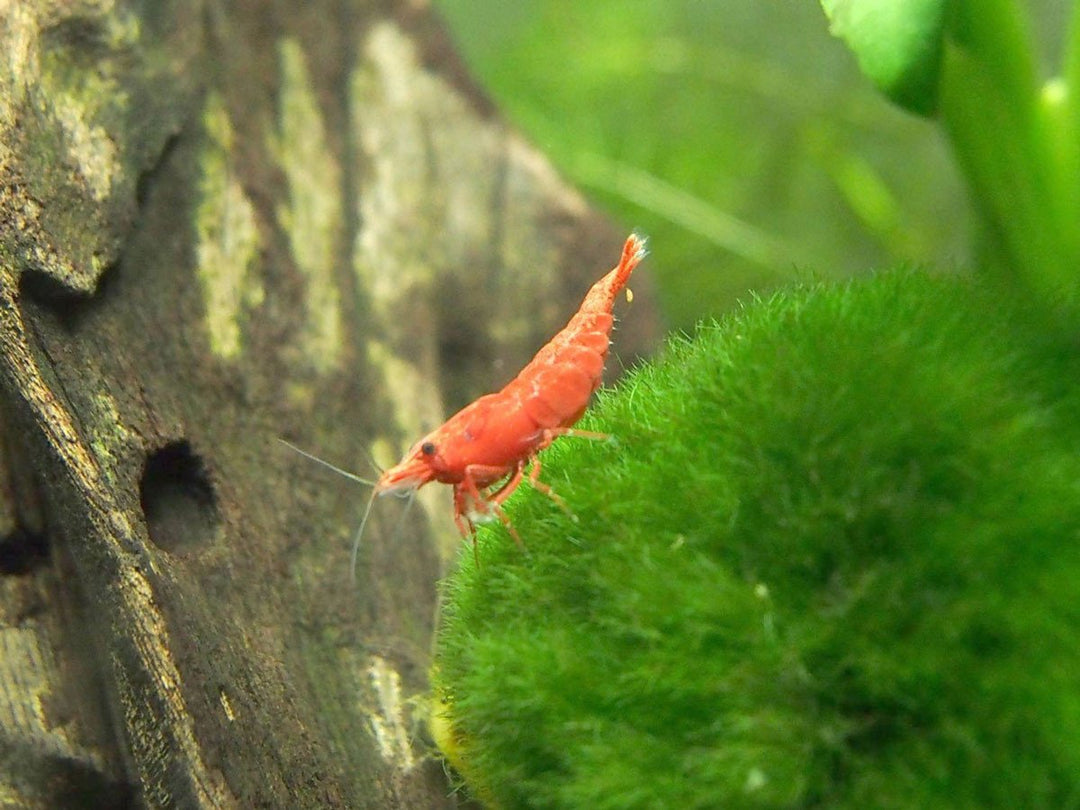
[433, 271, 1080, 809]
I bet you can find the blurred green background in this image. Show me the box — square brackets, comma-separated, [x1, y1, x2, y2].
[434, 0, 974, 332]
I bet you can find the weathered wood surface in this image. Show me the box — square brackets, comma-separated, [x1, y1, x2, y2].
[0, 1, 658, 807]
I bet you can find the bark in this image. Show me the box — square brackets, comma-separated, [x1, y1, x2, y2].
[0, 1, 658, 807]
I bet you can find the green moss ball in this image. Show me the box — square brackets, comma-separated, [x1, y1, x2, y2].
[433, 271, 1080, 809]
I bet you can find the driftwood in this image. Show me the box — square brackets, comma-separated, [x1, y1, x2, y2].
[0, 2, 658, 807]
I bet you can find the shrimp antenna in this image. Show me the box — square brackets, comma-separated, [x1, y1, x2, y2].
[392, 486, 417, 537]
[277, 438, 377, 487]
[349, 487, 417, 582]
[350, 487, 380, 582]
[360, 445, 385, 476]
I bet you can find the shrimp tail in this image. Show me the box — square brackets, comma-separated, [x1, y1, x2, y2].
[577, 233, 647, 315]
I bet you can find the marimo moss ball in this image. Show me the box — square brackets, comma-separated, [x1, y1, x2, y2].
[433, 272, 1080, 809]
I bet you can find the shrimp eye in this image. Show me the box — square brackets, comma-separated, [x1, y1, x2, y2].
[421, 441, 436, 456]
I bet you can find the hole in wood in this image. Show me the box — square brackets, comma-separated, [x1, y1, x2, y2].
[18, 264, 119, 330]
[20, 267, 97, 306]
[139, 441, 219, 554]
[0, 527, 49, 575]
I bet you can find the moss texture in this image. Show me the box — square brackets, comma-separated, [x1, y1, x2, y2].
[433, 270, 1080, 809]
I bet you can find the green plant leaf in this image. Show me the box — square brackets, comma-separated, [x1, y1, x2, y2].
[821, 0, 946, 115]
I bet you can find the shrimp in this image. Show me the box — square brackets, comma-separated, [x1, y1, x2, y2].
[289, 233, 646, 568]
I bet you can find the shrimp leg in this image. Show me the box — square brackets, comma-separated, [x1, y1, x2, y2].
[534, 427, 612, 454]
[483, 462, 528, 507]
[457, 464, 528, 549]
[523, 456, 573, 518]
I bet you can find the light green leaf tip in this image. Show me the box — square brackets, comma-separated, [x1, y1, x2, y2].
[821, 0, 946, 115]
